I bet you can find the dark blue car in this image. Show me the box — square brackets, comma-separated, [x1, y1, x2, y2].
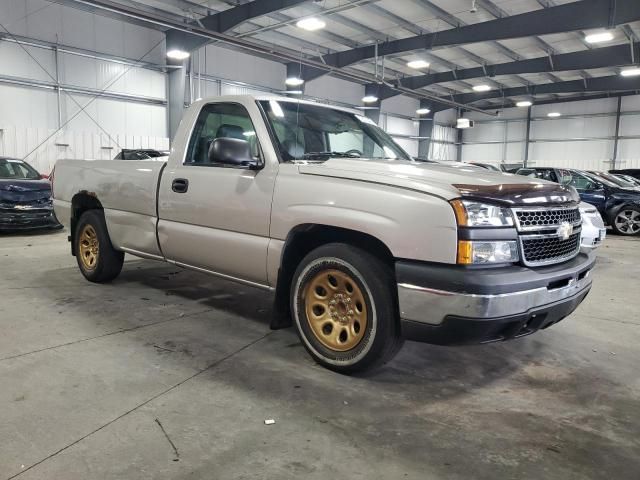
[516, 166, 640, 236]
[0, 157, 61, 231]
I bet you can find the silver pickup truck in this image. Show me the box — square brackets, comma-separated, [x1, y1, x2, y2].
[52, 95, 595, 373]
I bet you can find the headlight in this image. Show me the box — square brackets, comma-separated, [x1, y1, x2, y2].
[457, 240, 519, 265]
[451, 199, 514, 227]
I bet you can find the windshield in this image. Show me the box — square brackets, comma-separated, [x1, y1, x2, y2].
[258, 100, 411, 162]
[580, 171, 620, 188]
[591, 171, 637, 188]
[0, 158, 40, 180]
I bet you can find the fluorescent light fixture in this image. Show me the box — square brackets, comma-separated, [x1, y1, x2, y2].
[621, 67, 640, 77]
[407, 60, 430, 69]
[584, 31, 614, 44]
[285, 77, 304, 86]
[166, 49, 190, 60]
[456, 118, 471, 129]
[472, 84, 491, 92]
[284, 89, 303, 95]
[362, 95, 379, 103]
[416, 108, 431, 115]
[269, 100, 285, 118]
[547, 112, 561, 118]
[516, 100, 533, 107]
[296, 17, 326, 31]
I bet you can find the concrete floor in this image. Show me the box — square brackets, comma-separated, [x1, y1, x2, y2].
[1, 230, 639, 480]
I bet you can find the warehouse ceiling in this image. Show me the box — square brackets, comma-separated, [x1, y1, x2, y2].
[59, 0, 640, 111]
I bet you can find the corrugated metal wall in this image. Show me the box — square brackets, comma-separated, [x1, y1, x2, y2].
[0, 0, 168, 174]
[460, 96, 640, 170]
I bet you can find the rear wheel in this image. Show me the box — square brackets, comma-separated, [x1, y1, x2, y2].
[291, 243, 403, 374]
[74, 210, 124, 282]
[612, 206, 640, 236]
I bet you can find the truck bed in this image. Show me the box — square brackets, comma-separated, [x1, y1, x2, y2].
[53, 158, 167, 258]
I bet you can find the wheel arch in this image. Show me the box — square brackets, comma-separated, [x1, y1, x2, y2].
[273, 223, 396, 319]
[70, 192, 104, 256]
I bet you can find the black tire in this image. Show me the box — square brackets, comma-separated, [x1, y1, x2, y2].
[74, 210, 124, 282]
[611, 206, 640, 236]
[291, 243, 404, 374]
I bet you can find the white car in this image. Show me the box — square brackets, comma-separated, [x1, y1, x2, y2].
[580, 202, 606, 252]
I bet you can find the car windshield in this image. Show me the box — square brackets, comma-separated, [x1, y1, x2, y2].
[258, 100, 411, 162]
[592, 171, 636, 188]
[0, 158, 40, 180]
[580, 171, 619, 188]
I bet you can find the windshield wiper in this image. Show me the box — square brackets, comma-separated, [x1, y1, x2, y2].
[301, 151, 361, 160]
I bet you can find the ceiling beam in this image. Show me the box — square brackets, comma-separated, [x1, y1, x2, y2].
[375, 43, 639, 100]
[450, 74, 640, 105]
[296, 0, 640, 80]
[167, 0, 310, 52]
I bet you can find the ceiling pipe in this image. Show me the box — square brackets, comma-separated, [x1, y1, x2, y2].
[69, 0, 497, 116]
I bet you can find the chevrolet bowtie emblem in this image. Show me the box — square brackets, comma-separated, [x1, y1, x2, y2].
[557, 222, 573, 241]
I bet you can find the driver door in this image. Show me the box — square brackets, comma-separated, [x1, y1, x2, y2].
[565, 173, 606, 211]
[157, 101, 277, 286]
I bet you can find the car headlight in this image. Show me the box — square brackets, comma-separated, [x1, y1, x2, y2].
[457, 240, 519, 265]
[450, 199, 514, 227]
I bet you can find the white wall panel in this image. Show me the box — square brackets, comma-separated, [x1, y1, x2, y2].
[462, 144, 504, 163]
[464, 122, 504, 142]
[385, 116, 417, 136]
[394, 138, 418, 157]
[0, 126, 169, 174]
[529, 141, 613, 169]
[505, 142, 525, 163]
[0, 0, 165, 64]
[306, 76, 363, 106]
[617, 140, 640, 168]
[0, 84, 59, 129]
[381, 96, 419, 117]
[506, 121, 526, 141]
[619, 115, 640, 136]
[202, 45, 285, 91]
[621, 95, 640, 112]
[0, 42, 55, 82]
[531, 116, 616, 140]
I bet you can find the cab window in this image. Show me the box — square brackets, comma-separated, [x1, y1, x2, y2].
[185, 103, 259, 166]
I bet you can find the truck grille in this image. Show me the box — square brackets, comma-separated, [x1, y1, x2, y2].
[519, 231, 581, 266]
[512, 206, 582, 266]
[514, 207, 581, 230]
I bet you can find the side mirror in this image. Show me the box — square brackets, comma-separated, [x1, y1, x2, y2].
[208, 137, 261, 169]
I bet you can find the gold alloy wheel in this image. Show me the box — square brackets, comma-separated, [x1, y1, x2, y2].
[303, 269, 368, 352]
[79, 224, 99, 270]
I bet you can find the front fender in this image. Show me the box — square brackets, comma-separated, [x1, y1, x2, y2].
[270, 169, 458, 264]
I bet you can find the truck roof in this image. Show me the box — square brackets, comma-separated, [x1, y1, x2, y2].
[191, 94, 360, 115]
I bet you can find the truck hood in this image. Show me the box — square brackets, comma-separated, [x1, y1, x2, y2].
[298, 158, 579, 206]
[0, 178, 51, 192]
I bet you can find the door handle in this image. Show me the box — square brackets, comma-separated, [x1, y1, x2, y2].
[172, 178, 189, 193]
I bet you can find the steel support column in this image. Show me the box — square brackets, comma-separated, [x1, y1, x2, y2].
[168, 64, 187, 141]
[524, 106, 532, 167]
[612, 96, 622, 169]
[456, 124, 463, 162]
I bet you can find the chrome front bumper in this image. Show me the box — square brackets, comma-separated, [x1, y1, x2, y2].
[398, 269, 592, 326]
[396, 252, 595, 330]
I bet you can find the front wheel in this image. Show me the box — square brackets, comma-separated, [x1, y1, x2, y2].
[74, 210, 124, 282]
[612, 206, 640, 236]
[291, 243, 403, 374]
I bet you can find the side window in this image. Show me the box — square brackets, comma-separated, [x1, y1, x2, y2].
[567, 174, 594, 191]
[185, 103, 259, 166]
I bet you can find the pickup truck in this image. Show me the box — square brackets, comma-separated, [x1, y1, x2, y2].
[52, 95, 595, 373]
